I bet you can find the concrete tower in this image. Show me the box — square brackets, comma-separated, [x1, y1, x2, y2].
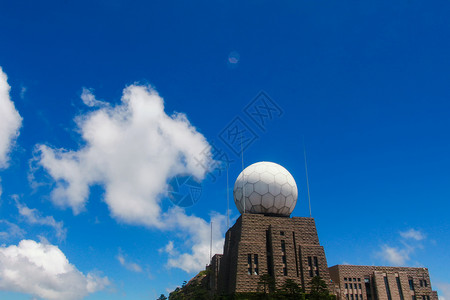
[212, 162, 332, 295]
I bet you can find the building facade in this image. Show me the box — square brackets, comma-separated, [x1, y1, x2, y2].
[328, 265, 438, 300]
[201, 161, 438, 298]
[215, 213, 332, 295]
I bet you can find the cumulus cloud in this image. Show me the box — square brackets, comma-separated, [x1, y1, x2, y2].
[116, 250, 142, 273]
[0, 67, 23, 196]
[34, 84, 222, 273]
[36, 84, 214, 226]
[0, 240, 109, 300]
[15, 200, 67, 241]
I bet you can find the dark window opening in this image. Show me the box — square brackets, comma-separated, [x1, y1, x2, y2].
[313, 256, 320, 276]
[396, 277, 404, 300]
[254, 254, 259, 275]
[280, 231, 285, 236]
[247, 254, 252, 275]
[384, 277, 392, 300]
[409, 279, 415, 291]
[307, 256, 313, 277]
[365, 278, 372, 300]
[266, 230, 274, 277]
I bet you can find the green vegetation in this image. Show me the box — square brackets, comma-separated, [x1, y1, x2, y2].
[164, 274, 335, 300]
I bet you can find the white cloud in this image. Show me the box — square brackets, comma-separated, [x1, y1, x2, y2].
[0, 239, 109, 300]
[437, 283, 450, 300]
[116, 250, 142, 273]
[0, 67, 22, 196]
[379, 245, 409, 266]
[400, 229, 426, 241]
[36, 84, 213, 226]
[15, 200, 67, 241]
[160, 241, 177, 256]
[34, 84, 222, 273]
[0, 220, 25, 240]
[377, 228, 426, 266]
[163, 208, 226, 273]
[80, 88, 107, 108]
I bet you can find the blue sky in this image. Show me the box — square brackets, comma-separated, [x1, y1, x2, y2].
[0, 1, 449, 299]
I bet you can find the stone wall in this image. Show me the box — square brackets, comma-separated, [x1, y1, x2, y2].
[216, 214, 332, 295]
[328, 265, 438, 300]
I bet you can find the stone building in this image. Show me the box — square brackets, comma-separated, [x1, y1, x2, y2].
[328, 265, 438, 300]
[216, 213, 332, 294]
[203, 161, 438, 298]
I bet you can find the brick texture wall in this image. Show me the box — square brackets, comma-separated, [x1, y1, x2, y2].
[216, 214, 332, 295]
[328, 265, 438, 300]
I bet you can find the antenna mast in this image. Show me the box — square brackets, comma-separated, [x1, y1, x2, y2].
[303, 140, 312, 218]
[241, 135, 245, 214]
[226, 163, 230, 229]
[210, 221, 213, 262]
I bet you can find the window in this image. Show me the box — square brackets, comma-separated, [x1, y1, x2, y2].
[280, 231, 285, 236]
[396, 276, 404, 300]
[422, 296, 426, 300]
[351, 295, 354, 300]
[424, 281, 428, 287]
[313, 256, 320, 276]
[254, 254, 259, 275]
[384, 276, 392, 300]
[427, 296, 430, 300]
[345, 283, 348, 289]
[409, 279, 415, 291]
[349, 283, 352, 289]
[420, 280, 424, 287]
[247, 254, 252, 275]
[412, 296, 416, 300]
[308, 256, 313, 277]
[346, 295, 350, 300]
[359, 284, 362, 289]
[281, 241, 287, 276]
[365, 277, 372, 300]
[354, 278, 357, 282]
[358, 278, 361, 282]
[345, 278, 348, 281]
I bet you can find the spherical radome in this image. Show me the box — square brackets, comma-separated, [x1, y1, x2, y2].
[233, 161, 298, 216]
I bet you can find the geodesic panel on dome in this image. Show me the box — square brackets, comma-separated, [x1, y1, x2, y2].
[233, 161, 298, 216]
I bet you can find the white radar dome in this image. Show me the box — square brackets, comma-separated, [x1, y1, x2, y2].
[233, 161, 298, 216]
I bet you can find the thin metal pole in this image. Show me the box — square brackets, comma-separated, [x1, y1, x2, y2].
[226, 163, 230, 229]
[241, 135, 245, 213]
[303, 140, 312, 218]
[210, 221, 213, 262]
